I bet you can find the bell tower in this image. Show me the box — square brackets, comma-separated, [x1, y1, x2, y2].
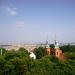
[45, 41, 51, 55]
[54, 41, 63, 58]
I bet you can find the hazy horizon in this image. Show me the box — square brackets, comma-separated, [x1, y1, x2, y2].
[0, 0, 74, 44]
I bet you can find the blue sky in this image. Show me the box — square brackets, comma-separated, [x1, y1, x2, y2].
[0, 0, 75, 44]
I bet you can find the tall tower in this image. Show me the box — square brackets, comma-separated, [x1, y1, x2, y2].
[45, 41, 51, 55]
[54, 41, 63, 58]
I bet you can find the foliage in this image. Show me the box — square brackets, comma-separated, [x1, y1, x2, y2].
[50, 44, 54, 48]
[33, 47, 45, 59]
[64, 52, 75, 59]
[0, 47, 75, 75]
[0, 48, 7, 56]
[60, 45, 75, 52]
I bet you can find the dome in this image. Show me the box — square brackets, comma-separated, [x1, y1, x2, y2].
[46, 44, 50, 48]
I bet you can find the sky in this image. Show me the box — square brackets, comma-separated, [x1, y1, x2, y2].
[0, 0, 75, 44]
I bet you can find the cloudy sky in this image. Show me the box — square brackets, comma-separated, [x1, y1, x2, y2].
[0, 0, 75, 44]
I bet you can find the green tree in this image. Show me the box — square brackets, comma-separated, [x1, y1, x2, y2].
[0, 56, 6, 74]
[33, 47, 45, 59]
[11, 57, 28, 75]
[60, 45, 75, 52]
[0, 48, 7, 56]
[50, 44, 54, 48]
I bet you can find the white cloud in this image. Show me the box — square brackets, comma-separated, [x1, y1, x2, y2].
[16, 21, 25, 28]
[6, 7, 17, 16]
[1, 6, 17, 16]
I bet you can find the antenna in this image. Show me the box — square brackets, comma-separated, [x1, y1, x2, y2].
[54, 34, 57, 44]
[46, 35, 49, 44]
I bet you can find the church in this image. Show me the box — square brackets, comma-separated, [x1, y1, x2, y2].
[45, 40, 64, 58]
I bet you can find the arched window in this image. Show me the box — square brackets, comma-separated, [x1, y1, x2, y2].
[60, 53, 62, 57]
[57, 52, 58, 55]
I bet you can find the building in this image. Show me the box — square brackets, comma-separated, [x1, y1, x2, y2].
[46, 40, 63, 58]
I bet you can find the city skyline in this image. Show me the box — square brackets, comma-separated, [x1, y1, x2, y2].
[0, 0, 74, 44]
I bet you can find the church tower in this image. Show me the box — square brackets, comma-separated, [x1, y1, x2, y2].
[45, 41, 51, 55]
[54, 40, 63, 58]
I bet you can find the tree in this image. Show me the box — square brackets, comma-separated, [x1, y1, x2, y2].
[50, 44, 54, 49]
[11, 57, 28, 75]
[60, 45, 75, 52]
[17, 47, 29, 58]
[33, 47, 45, 59]
[0, 56, 6, 75]
[0, 48, 7, 56]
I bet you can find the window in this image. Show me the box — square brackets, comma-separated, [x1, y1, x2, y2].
[57, 52, 58, 55]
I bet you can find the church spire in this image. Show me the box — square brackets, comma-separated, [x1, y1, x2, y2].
[54, 40, 57, 45]
[54, 34, 59, 48]
[54, 40, 59, 49]
[45, 40, 50, 48]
